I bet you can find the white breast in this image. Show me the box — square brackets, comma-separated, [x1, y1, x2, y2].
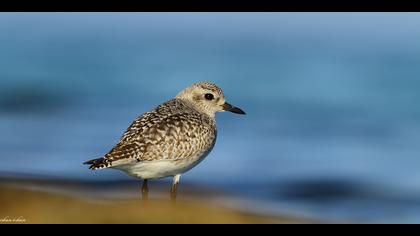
[114, 151, 210, 179]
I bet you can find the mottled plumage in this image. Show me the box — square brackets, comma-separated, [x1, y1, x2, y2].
[86, 99, 216, 170]
[84, 82, 245, 200]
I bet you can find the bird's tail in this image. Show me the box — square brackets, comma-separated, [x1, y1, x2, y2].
[83, 157, 110, 170]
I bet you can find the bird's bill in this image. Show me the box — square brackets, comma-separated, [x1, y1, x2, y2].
[222, 102, 246, 115]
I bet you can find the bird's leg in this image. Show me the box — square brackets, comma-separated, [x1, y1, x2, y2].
[170, 174, 181, 202]
[141, 179, 149, 201]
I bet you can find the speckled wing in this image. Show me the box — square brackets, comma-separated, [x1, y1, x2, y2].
[84, 99, 216, 170]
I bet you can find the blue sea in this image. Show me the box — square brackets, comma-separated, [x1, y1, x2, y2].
[1, 13, 420, 223]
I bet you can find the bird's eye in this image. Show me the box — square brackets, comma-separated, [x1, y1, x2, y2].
[204, 93, 214, 100]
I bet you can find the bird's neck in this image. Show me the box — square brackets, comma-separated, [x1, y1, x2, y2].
[176, 98, 216, 119]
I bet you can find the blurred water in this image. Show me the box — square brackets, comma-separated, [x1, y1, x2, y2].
[1, 13, 420, 223]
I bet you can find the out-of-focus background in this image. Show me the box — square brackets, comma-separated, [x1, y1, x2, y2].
[1, 13, 420, 223]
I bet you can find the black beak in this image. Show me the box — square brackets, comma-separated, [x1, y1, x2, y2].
[222, 102, 246, 115]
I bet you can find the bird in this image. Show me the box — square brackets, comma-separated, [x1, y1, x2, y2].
[83, 82, 245, 201]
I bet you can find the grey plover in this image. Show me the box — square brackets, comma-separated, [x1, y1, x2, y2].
[84, 82, 245, 200]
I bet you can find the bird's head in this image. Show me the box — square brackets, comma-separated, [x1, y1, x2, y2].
[176, 82, 246, 117]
